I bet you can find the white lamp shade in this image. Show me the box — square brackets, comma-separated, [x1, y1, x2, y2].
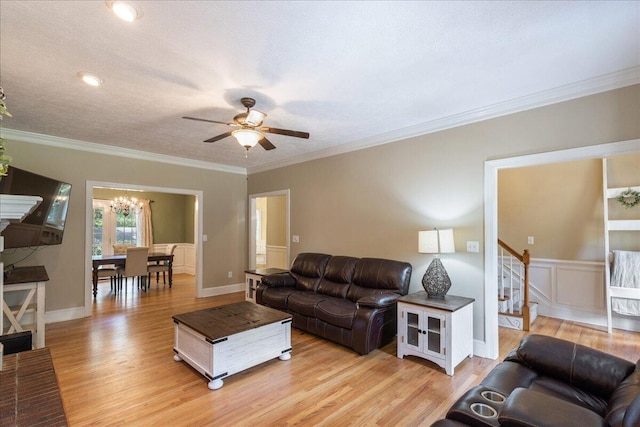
[419, 229, 455, 254]
[245, 110, 266, 126]
[232, 129, 262, 148]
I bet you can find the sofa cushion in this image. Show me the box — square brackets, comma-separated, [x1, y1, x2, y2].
[622, 394, 640, 427]
[288, 291, 327, 317]
[348, 258, 411, 302]
[606, 363, 640, 427]
[290, 253, 331, 292]
[316, 298, 357, 329]
[261, 287, 296, 311]
[499, 388, 608, 427]
[529, 376, 608, 416]
[316, 256, 358, 298]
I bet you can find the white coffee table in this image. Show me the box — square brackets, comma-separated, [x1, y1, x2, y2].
[172, 301, 292, 390]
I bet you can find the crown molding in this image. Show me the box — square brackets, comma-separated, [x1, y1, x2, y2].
[1, 128, 247, 175]
[248, 67, 640, 174]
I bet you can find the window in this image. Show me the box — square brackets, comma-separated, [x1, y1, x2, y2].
[92, 199, 140, 255]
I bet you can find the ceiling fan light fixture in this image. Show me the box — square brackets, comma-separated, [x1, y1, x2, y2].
[245, 109, 266, 127]
[77, 72, 103, 87]
[232, 129, 262, 148]
[107, 1, 143, 22]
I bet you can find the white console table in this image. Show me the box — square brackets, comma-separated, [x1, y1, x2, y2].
[2, 266, 49, 349]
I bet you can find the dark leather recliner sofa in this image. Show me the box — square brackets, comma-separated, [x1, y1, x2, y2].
[432, 334, 640, 427]
[256, 252, 412, 355]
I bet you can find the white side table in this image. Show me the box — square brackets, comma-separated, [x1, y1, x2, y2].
[397, 291, 474, 376]
[244, 268, 288, 303]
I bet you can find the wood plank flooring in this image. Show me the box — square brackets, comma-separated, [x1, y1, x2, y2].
[45, 275, 640, 426]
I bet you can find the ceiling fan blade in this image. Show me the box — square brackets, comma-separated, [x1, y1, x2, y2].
[182, 116, 237, 126]
[204, 131, 232, 143]
[260, 127, 310, 139]
[258, 136, 276, 151]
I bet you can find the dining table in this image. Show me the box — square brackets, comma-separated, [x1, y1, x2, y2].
[91, 252, 174, 297]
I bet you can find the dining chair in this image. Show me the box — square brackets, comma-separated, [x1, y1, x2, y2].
[96, 265, 119, 292]
[148, 244, 177, 287]
[113, 244, 135, 255]
[116, 247, 150, 292]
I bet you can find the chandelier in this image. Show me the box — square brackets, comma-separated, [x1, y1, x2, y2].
[110, 195, 143, 217]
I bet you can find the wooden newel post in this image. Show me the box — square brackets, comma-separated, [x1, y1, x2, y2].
[522, 249, 530, 331]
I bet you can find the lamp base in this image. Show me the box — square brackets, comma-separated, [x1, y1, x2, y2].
[422, 258, 451, 299]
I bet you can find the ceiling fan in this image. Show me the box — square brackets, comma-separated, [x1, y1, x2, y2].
[182, 97, 310, 153]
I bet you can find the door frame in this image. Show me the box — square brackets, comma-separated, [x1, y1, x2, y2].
[248, 189, 290, 270]
[483, 138, 640, 359]
[85, 180, 204, 316]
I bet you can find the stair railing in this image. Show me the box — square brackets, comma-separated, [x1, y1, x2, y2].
[498, 239, 531, 331]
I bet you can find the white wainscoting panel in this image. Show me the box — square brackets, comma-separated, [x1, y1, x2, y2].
[556, 265, 604, 309]
[266, 245, 287, 269]
[153, 243, 195, 276]
[529, 258, 640, 332]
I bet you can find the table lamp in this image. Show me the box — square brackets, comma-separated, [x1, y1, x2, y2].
[419, 228, 455, 298]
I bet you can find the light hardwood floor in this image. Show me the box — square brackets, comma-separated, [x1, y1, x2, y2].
[46, 275, 640, 426]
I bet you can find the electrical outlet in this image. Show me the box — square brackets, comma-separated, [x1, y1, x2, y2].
[227, 271, 232, 278]
[527, 236, 534, 245]
[202, 234, 208, 242]
[467, 241, 480, 253]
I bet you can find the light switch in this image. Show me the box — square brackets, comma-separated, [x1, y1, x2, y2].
[467, 241, 480, 253]
[527, 236, 534, 245]
[292, 235, 300, 243]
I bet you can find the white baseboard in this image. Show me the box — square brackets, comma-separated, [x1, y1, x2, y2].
[200, 283, 244, 298]
[473, 339, 490, 359]
[45, 306, 87, 324]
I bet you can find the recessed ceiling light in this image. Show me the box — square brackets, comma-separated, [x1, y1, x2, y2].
[106, 1, 143, 22]
[77, 72, 103, 87]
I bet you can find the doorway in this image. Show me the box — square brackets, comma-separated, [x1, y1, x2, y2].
[249, 190, 290, 270]
[84, 180, 204, 316]
[483, 138, 639, 360]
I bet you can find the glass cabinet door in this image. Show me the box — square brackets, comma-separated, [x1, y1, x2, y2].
[406, 312, 420, 346]
[426, 314, 443, 355]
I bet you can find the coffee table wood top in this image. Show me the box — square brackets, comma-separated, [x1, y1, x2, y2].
[172, 301, 292, 342]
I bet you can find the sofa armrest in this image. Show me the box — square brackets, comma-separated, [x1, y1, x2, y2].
[499, 388, 607, 427]
[356, 293, 399, 309]
[261, 273, 296, 288]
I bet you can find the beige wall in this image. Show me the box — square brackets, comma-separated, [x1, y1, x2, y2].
[498, 152, 640, 261]
[266, 195, 287, 247]
[0, 141, 247, 312]
[93, 188, 195, 244]
[248, 85, 640, 340]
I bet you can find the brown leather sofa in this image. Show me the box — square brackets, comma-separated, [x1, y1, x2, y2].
[256, 252, 412, 355]
[432, 334, 640, 427]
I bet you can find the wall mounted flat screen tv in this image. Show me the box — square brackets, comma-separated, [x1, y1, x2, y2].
[0, 166, 72, 249]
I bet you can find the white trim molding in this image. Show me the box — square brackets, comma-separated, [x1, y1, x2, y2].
[3, 128, 246, 175]
[250, 67, 640, 174]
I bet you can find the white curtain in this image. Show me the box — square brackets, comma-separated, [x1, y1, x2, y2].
[137, 199, 153, 249]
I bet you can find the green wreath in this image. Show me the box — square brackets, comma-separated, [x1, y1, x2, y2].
[617, 188, 640, 209]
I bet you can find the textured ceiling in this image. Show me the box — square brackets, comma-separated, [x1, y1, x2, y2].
[0, 1, 638, 173]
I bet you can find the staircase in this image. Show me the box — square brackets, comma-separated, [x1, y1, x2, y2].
[498, 239, 538, 331]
